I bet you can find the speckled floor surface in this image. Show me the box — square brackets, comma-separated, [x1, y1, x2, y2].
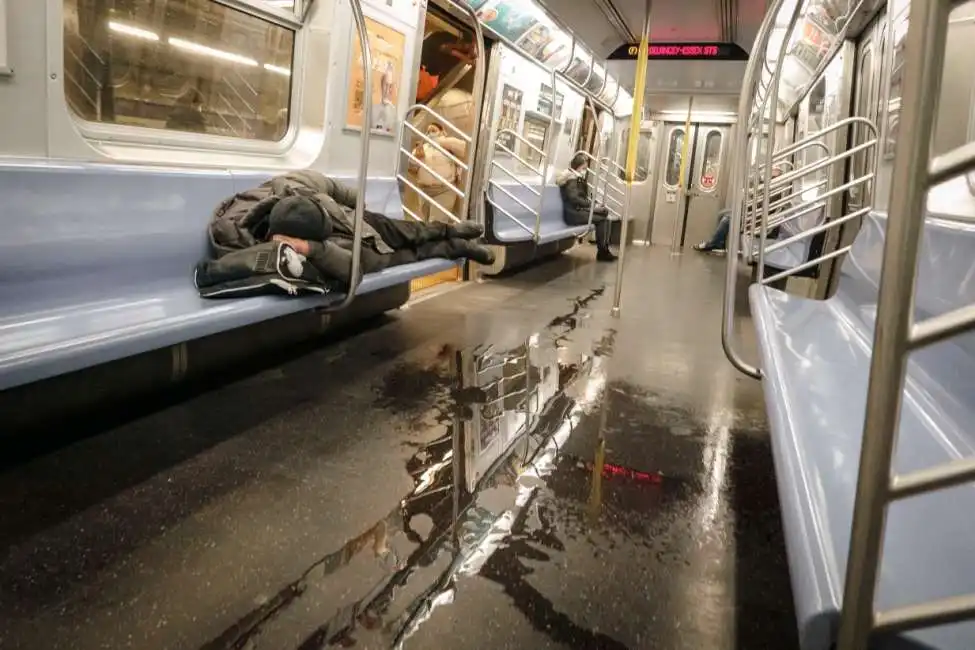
[0, 245, 797, 649]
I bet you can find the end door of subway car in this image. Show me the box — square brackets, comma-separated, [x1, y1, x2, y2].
[650, 122, 731, 249]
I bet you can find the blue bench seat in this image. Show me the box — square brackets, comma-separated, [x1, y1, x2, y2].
[0, 163, 457, 391]
[488, 181, 591, 244]
[750, 211, 975, 650]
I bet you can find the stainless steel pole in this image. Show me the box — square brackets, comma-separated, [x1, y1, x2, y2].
[610, 0, 651, 317]
[836, 0, 951, 647]
[719, 0, 784, 379]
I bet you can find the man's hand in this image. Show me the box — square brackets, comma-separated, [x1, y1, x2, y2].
[272, 234, 311, 255]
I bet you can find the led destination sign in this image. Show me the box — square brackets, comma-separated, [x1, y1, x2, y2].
[607, 42, 749, 61]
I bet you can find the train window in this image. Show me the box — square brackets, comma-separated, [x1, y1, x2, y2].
[664, 128, 685, 187]
[884, 10, 909, 158]
[521, 115, 549, 168]
[853, 44, 874, 202]
[63, 0, 295, 141]
[699, 131, 722, 191]
[615, 128, 652, 182]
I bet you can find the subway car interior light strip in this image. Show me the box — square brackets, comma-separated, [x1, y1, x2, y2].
[108, 20, 291, 75]
[107, 20, 160, 41]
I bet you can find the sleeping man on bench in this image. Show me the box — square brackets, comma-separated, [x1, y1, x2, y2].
[196, 170, 494, 298]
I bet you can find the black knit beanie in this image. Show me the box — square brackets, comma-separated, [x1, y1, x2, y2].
[267, 196, 333, 241]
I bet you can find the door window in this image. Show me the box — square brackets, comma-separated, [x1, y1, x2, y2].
[885, 10, 909, 158]
[852, 43, 875, 202]
[698, 130, 722, 192]
[664, 128, 685, 187]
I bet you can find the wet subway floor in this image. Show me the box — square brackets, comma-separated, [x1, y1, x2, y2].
[0, 246, 798, 649]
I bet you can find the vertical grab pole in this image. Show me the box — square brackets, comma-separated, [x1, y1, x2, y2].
[669, 96, 694, 254]
[720, 0, 784, 378]
[329, 0, 372, 309]
[534, 62, 559, 240]
[586, 99, 603, 229]
[447, 0, 486, 223]
[836, 0, 951, 647]
[759, 0, 803, 277]
[611, 0, 651, 318]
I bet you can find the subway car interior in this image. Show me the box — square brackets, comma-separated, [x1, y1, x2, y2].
[2, 0, 975, 647]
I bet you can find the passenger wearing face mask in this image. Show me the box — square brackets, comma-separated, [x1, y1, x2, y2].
[411, 122, 468, 223]
[556, 153, 617, 262]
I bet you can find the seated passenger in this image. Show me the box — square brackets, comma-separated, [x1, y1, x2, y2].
[556, 153, 616, 262]
[693, 166, 787, 253]
[207, 170, 493, 286]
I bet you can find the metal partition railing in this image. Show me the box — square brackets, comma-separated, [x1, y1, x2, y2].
[595, 158, 626, 220]
[395, 105, 472, 224]
[741, 136, 832, 251]
[487, 129, 548, 240]
[753, 119, 877, 277]
[838, 0, 975, 645]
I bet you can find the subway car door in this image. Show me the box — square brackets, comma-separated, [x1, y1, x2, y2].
[650, 123, 730, 248]
[682, 125, 729, 248]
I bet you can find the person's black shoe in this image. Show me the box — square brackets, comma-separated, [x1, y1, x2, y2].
[455, 241, 495, 265]
[448, 221, 484, 240]
[596, 249, 617, 262]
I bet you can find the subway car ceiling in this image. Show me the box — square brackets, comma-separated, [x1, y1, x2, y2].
[537, 0, 766, 103]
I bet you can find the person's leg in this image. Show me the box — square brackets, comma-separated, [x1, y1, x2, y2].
[413, 238, 494, 265]
[364, 210, 482, 250]
[587, 211, 616, 261]
[694, 210, 731, 251]
[711, 211, 731, 249]
[426, 189, 457, 224]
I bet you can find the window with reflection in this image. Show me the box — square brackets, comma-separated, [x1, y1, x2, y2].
[853, 45, 874, 203]
[635, 131, 652, 182]
[613, 129, 651, 182]
[63, 0, 295, 141]
[521, 115, 549, 168]
[665, 128, 685, 187]
[885, 10, 909, 158]
[699, 131, 722, 191]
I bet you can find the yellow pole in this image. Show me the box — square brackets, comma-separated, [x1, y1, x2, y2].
[670, 96, 694, 253]
[611, 0, 651, 317]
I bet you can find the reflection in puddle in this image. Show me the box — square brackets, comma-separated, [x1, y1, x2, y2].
[199, 322, 629, 650]
[193, 283, 686, 649]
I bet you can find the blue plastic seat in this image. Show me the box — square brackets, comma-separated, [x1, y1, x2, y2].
[488, 181, 591, 244]
[0, 164, 456, 390]
[750, 211, 975, 650]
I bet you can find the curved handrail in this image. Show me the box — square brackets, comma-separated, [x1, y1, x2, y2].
[757, 0, 804, 276]
[773, 139, 830, 163]
[326, 0, 371, 311]
[721, 0, 788, 378]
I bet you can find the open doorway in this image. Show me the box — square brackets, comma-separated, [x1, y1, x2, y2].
[406, 3, 485, 293]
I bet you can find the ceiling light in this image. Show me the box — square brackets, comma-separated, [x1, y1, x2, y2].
[264, 63, 291, 76]
[168, 37, 258, 66]
[108, 20, 160, 41]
